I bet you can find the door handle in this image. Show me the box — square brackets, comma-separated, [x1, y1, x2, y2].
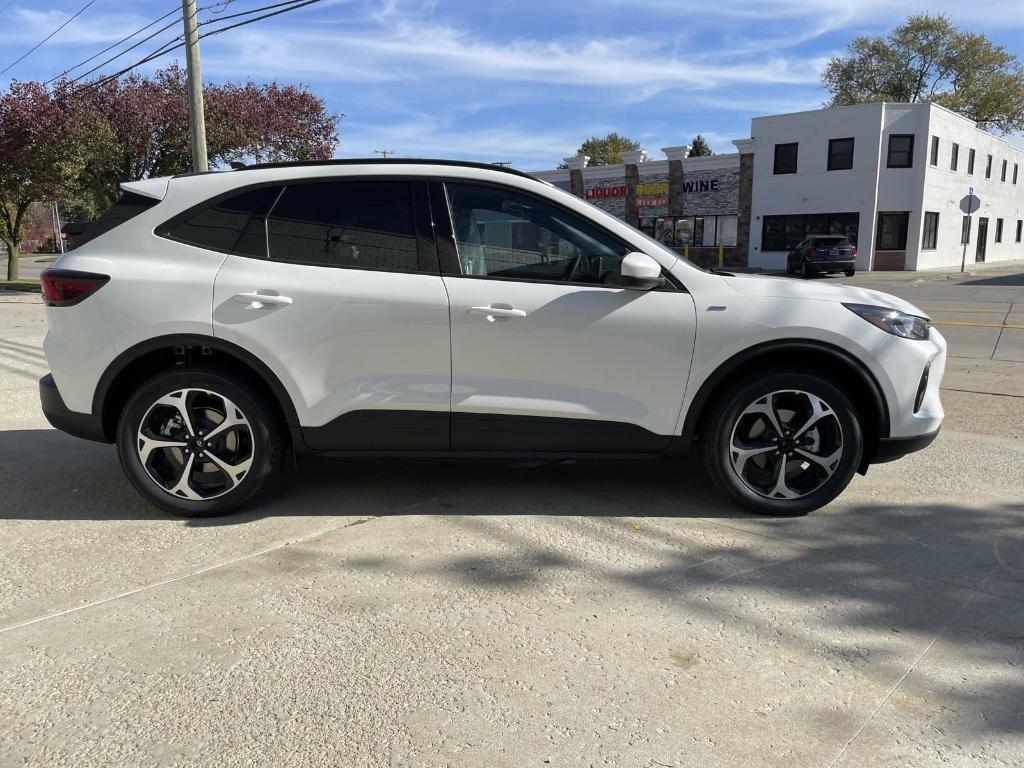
[469, 305, 527, 320]
[233, 292, 293, 309]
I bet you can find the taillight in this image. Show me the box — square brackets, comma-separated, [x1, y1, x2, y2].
[40, 269, 110, 307]
[807, 246, 816, 257]
[851, 245, 857, 256]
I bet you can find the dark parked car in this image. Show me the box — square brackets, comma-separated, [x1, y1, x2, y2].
[786, 236, 857, 278]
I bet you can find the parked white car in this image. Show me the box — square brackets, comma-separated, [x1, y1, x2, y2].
[39, 160, 945, 517]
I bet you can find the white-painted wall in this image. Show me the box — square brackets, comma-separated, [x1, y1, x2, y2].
[918, 104, 1024, 270]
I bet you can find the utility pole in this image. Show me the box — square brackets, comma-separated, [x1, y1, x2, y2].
[181, 0, 208, 171]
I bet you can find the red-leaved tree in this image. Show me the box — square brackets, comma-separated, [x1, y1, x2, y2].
[71, 64, 340, 214]
[0, 81, 94, 280]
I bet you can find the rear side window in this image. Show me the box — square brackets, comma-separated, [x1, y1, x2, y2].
[161, 186, 282, 258]
[73, 191, 159, 250]
[267, 180, 418, 272]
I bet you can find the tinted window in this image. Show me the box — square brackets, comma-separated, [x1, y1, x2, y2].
[811, 237, 850, 247]
[827, 138, 854, 171]
[887, 135, 914, 168]
[762, 213, 859, 251]
[876, 212, 909, 250]
[73, 191, 159, 250]
[930, 136, 939, 166]
[922, 212, 939, 250]
[445, 182, 627, 284]
[774, 143, 798, 174]
[950, 143, 959, 171]
[268, 181, 419, 272]
[968, 148, 976, 174]
[165, 186, 280, 257]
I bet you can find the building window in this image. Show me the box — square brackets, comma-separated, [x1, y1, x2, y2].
[922, 212, 939, 250]
[930, 136, 939, 166]
[887, 135, 914, 168]
[968, 148, 976, 174]
[961, 215, 971, 244]
[876, 212, 909, 250]
[950, 143, 959, 171]
[1001, 159, 1008, 182]
[1015, 164, 1019, 185]
[1016, 219, 1022, 243]
[985, 154, 993, 178]
[995, 218, 1004, 243]
[761, 212, 859, 251]
[773, 143, 798, 174]
[827, 137, 855, 171]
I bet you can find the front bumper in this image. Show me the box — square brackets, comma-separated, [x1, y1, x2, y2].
[871, 428, 940, 463]
[39, 373, 110, 443]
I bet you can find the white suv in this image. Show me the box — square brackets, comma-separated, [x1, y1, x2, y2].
[39, 160, 945, 517]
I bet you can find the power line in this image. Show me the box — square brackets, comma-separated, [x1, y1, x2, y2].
[64, 14, 183, 85]
[69, 0, 326, 97]
[196, 0, 303, 26]
[46, 6, 181, 85]
[0, 0, 100, 78]
[0, 0, 20, 16]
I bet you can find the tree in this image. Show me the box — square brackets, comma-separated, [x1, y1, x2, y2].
[822, 13, 1024, 134]
[565, 132, 643, 166]
[688, 135, 713, 157]
[71, 64, 340, 216]
[0, 82, 92, 280]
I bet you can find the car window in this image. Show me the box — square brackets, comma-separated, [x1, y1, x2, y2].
[267, 180, 420, 272]
[444, 182, 627, 284]
[163, 186, 282, 258]
[813, 237, 851, 247]
[76, 191, 160, 250]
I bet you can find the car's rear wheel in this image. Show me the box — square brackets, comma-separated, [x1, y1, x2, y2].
[117, 368, 284, 517]
[702, 371, 863, 515]
[845, 269, 856, 277]
[801, 260, 812, 279]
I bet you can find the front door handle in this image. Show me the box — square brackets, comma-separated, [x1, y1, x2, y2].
[469, 305, 527, 321]
[233, 291, 293, 309]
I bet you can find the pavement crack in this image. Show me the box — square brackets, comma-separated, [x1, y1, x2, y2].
[823, 566, 997, 768]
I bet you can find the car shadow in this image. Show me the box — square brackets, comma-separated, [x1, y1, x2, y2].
[0, 428, 749, 524]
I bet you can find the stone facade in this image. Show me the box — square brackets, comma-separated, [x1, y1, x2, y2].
[680, 166, 739, 216]
[733, 139, 755, 263]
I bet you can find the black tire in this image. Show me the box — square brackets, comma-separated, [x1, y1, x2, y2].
[801, 260, 812, 279]
[844, 269, 856, 277]
[785, 260, 795, 275]
[117, 367, 285, 517]
[701, 370, 863, 516]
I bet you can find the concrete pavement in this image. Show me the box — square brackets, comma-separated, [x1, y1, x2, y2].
[1, 289, 1022, 767]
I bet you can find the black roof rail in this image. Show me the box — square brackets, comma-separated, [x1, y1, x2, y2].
[234, 157, 536, 180]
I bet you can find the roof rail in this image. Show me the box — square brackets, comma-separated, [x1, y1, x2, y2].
[234, 157, 536, 180]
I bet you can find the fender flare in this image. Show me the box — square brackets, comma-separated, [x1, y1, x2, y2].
[679, 339, 891, 444]
[93, 334, 301, 436]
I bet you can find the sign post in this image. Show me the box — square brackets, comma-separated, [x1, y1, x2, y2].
[960, 187, 979, 273]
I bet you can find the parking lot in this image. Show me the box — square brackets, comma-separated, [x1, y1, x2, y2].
[1, 264, 1022, 767]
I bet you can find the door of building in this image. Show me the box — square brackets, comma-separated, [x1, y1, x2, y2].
[976, 217, 988, 262]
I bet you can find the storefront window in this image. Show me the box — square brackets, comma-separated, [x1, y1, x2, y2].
[673, 217, 692, 246]
[761, 212, 860, 251]
[639, 217, 656, 237]
[716, 215, 738, 246]
[654, 218, 674, 245]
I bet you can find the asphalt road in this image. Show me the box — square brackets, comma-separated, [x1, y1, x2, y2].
[1, 266, 1022, 767]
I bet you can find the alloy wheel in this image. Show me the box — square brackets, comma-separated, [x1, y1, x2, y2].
[728, 390, 844, 500]
[136, 388, 255, 501]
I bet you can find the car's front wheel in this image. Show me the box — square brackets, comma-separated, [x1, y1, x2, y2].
[117, 368, 285, 516]
[702, 371, 863, 515]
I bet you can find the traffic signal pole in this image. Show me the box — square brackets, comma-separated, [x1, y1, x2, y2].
[181, 0, 208, 172]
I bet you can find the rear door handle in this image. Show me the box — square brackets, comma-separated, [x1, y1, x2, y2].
[233, 292, 293, 309]
[469, 305, 527, 320]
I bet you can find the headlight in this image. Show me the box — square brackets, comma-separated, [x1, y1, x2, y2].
[843, 303, 931, 340]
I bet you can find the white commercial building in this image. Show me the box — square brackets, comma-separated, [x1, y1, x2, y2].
[531, 102, 1024, 272]
[748, 101, 1024, 271]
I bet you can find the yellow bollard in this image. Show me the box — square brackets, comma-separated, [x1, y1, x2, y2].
[684, 245, 689, 261]
[718, 243, 724, 268]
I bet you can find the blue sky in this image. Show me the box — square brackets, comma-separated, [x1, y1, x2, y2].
[2, 0, 1023, 169]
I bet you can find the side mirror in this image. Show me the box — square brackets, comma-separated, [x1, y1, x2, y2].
[619, 252, 665, 289]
